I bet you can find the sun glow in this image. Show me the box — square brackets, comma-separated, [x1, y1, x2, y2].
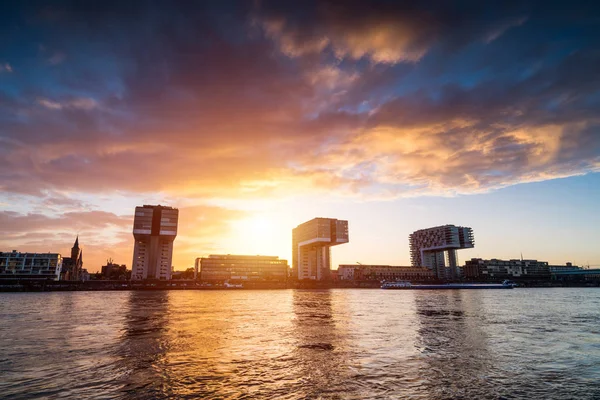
[229, 213, 289, 258]
[239, 215, 277, 237]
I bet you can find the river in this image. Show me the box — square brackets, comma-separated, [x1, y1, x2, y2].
[1, 289, 599, 399]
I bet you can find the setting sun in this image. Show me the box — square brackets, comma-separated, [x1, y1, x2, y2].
[239, 215, 276, 237]
[228, 214, 290, 258]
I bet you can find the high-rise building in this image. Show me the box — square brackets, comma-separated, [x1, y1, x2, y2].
[131, 205, 178, 280]
[292, 218, 349, 280]
[0, 250, 63, 280]
[410, 224, 474, 279]
[199, 254, 289, 283]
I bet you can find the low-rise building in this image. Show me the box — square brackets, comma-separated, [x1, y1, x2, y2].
[548, 262, 580, 273]
[199, 255, 289, 283]
[464, 258, 551, 280]
[101, 259, 130, 280]
[552, 268, 600, 281]
[338, 264, 434, 281]
[0, 250, 63, 280]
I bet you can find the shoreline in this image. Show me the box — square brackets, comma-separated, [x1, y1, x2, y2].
[0, 280, 598, 292]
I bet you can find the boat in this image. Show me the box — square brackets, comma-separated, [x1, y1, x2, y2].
[381, 280, 516, 290]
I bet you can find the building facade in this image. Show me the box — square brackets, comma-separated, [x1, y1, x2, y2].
[132, 205, 179, 280]
[338, 265, 435, 281]
[101, 259, 129, 280]
[410, 225, 474, 279]
[0, 250, 62, 280]
[463, 258, 551, 280]
[292, 218, 349, 280]
[548, 262, 580, 273]
[199, 255, 289, 283]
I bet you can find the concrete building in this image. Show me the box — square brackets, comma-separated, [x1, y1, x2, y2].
[552, 268, 600, 282]
[194, 257, 201, 280]
[292, 218, 349, 280]
[463, 258, 551, 280]
[410, 225, 474, 279]
[131, 205, 178, 280]
[548, 262, 580, 273]
[338, 264, 434, 282]
[0, 250, 62, 280]
[199, 255, 288, 283]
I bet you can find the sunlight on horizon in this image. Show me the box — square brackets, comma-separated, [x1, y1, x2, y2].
[228, 213, 291, 260]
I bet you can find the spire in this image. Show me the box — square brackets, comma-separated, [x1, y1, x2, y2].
[74, 235, 79, 248]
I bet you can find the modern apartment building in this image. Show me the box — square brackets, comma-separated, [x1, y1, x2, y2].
[292, 218, 349, 280]
[131, 205, 179, 280]
[463, 258, 551, 280]
[199, 254, 289, 283]
[0, 250, 62, 280]
[338, 264, 434, 281]
[410, 225, 474, 279]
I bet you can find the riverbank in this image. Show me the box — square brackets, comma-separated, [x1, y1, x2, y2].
[0, 279, 598, 292]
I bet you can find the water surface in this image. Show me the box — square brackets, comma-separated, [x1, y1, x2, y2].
[1, 289, 599, 399]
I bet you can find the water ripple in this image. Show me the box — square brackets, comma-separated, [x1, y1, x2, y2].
[1, 289, 599, 399]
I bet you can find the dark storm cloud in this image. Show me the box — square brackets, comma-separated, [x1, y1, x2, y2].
[0, 0, 599, 198]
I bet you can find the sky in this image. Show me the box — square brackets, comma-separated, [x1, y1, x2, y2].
[1, 1, 599, 272]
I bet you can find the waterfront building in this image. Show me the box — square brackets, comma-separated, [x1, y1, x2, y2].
[101, 259, 129, 280]
[131, 205, 179, 280]
[552, 268, 600, 282]
[410, 225, 474, 279]
[292, 218, 349, 280]
[0, 250, 62, 280]
[199, 254, 289, 283]
[61, 236, 83, 281]
[548, 262, 580, 273]
[81, 269, 90, 281]
[194, 257, 200, 280]
[338, 265, 434, 282]
[463, 258, 551, 280]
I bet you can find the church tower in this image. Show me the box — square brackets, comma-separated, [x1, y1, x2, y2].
[69, 236, 83, 280]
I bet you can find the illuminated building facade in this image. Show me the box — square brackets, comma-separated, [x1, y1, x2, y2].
[410, 224, 474, 279]
[132, 205, 178, 280]
[292, 218, 349, 280]
[0, 250, 62, 280]
[199, 254, 288, 282]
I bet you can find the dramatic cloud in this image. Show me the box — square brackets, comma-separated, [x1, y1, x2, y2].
[256, 1, 530, 64]
[0, 1, 599, 263]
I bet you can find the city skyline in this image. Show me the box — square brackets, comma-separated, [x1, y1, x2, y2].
[1, 2, 600, 272]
